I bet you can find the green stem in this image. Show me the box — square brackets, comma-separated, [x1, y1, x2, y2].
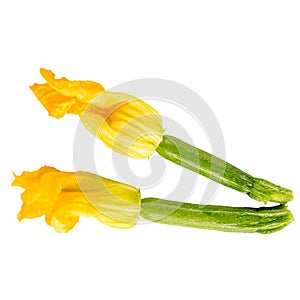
[156, 135, 293, 204]
[141, 198, 294, 234]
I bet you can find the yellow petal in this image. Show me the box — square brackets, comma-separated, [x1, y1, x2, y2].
[30, 68, 105, 118]
[12, 167, 141, 232]
[40, 68, 104, 102]
[16, 171, 63, 221]
[30, 83, 79, 118]
[12, 166, 56, 188]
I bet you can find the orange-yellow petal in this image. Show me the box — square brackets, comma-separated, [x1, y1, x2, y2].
[30, 83, 79, 118]
[40, 68, 104, 102]
[30, 68, 105, 118]
[12, 166, 57, 189]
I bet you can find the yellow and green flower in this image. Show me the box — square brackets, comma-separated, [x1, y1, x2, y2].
[31, 68, 163, 158]
[30, 69, 293, 204]
[12, 166, 293, 234]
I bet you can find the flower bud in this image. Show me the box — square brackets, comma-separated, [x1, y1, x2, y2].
[81, 91, 163, 158]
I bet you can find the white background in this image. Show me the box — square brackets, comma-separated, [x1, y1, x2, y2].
[1, 1, 299, 299]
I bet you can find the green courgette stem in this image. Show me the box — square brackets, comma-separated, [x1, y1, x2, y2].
[156, 135, 293, 204]
[141, 198, 294, 234]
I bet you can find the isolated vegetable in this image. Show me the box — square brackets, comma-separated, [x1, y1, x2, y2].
[12, 167, 294, 234]
[30, 69, 293, 204]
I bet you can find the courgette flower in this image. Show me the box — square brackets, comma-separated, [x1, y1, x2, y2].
[29, 69, 293, 204]
[11, 167, 294, 234]
[12, 166, 141, 233]
[31, 69, 163, 158]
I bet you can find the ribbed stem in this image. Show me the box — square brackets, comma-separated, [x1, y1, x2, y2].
[156, 135, 293, 204]
[141, 198, 294, 234]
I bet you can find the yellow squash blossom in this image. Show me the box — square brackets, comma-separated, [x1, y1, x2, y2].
[31, 69, 163, 158]
[12, 166, 141, 233]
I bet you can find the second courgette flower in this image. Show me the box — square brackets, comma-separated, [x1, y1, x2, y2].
[12, 167, 294, 234]
[31, 69, 163, 158]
